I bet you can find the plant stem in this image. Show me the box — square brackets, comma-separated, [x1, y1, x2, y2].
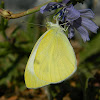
[0, 0, 62, 19]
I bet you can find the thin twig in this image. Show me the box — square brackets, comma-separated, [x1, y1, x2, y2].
[0, 0, 62, 19]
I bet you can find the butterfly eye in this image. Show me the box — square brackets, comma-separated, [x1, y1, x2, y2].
[46, 22, 52, 28]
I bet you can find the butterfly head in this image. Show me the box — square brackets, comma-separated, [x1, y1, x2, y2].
[46, 21, 62, 30]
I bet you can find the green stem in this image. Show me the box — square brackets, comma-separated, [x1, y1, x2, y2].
[1, 17, 7, 39]
[0, 0, 7, 39]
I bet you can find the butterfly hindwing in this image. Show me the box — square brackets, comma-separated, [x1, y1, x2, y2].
[34, 27, 77, 83]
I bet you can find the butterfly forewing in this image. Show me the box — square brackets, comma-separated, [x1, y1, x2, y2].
[25, 30, 50, 88]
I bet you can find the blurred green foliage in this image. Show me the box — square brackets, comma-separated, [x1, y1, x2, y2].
[0, 14, 44, 87]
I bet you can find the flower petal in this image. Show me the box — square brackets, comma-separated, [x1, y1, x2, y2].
[73, 21, 90, 41]
[40, 5, 47, 14]
[65, 5, 80, 21]
[81, 17, 99, 33]
[68, 26, 75, 38]
[77, 26, 90, 42]
[72, 17, 82, 28]
[79, 9, 94, 18]
[62, 0, 70, 4]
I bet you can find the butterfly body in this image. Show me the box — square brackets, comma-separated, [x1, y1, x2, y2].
[25, 22, 77, 89]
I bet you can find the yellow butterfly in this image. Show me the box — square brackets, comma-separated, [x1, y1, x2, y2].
[25, 21, 77, 89]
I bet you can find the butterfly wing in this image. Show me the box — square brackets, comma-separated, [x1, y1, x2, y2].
[25, 31, 50, 89]
[34, 28, 77, 83]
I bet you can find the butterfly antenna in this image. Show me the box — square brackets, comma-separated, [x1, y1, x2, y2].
[21, 21, 46, 27]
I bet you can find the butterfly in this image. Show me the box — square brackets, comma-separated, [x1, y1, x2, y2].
[24, 21, 77, 89]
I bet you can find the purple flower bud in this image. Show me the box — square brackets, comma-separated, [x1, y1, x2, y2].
[40, 0, 70, 14]
[40, 2, 63, 14]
